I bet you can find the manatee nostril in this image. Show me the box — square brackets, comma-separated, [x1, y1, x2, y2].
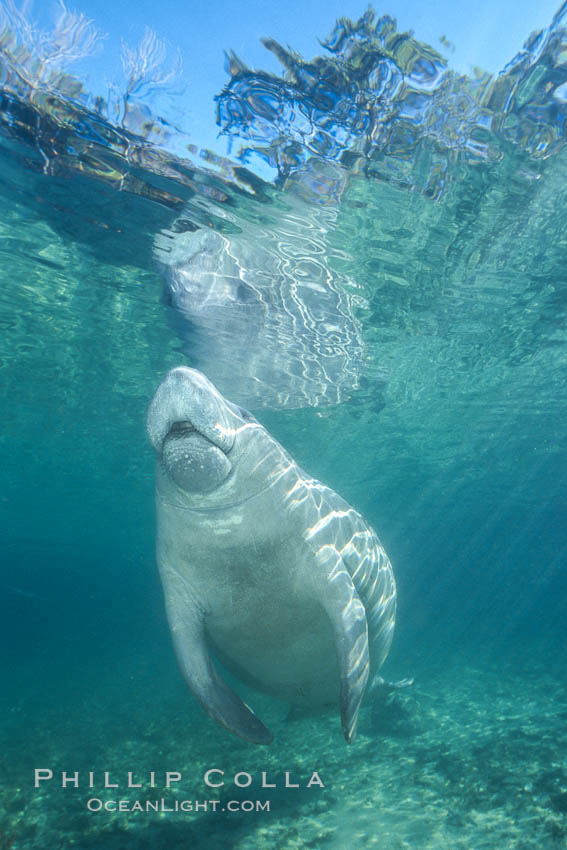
[168, 420, 196, 437]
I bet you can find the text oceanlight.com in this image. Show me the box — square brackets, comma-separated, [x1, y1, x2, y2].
[87, 798, 270, 813]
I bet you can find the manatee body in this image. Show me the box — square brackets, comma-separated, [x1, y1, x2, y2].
[147, 366, 396, 744]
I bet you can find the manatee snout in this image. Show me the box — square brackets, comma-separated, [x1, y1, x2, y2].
[162, 424, 232, 493]
[148, 368, 236, 494]
[147, 366, 235, 455]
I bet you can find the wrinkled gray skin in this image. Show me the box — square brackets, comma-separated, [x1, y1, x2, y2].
[148, 366, 396, 744]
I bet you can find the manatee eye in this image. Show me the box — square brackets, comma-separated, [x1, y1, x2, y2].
[236, 407, 255, 423]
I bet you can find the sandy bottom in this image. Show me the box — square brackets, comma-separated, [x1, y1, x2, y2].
[2, 656, 567, 849]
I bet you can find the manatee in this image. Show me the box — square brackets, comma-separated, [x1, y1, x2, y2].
[147, 366, 396, 744]
[153, 160, 367, 411]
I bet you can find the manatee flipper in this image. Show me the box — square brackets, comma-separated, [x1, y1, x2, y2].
[311, 547, 370, 743]
[164, 590, 273, 745]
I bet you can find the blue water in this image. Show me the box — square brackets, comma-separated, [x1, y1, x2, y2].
[1, 3, 567, 848]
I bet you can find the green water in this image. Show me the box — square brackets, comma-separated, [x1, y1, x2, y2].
[2, 6, 567, 849]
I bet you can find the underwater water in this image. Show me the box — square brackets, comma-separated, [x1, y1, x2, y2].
[1, 1, 567, 847]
